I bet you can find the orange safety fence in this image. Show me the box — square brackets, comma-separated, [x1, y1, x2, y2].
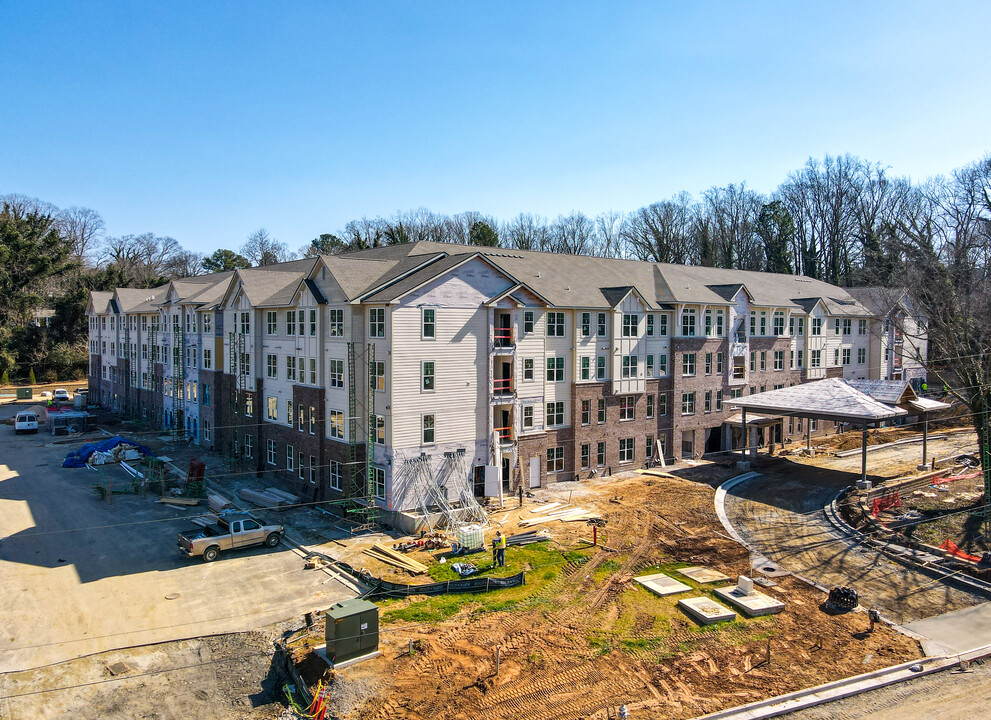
[932, 470, 982, 485]
[871, 492, 902, 517]
[939, 539, 983, 563]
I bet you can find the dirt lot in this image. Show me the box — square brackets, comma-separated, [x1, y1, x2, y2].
[290, 469, 922, 720]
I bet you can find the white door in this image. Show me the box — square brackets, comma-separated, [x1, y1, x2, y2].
[483, 465, 500, 497]
[529, 456, 540, 488]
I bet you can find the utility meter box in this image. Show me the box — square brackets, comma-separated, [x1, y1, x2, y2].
[16, 388, 32, 400]
[325, 599, 379, 664]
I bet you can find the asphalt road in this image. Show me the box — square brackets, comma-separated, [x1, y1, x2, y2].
[0, 406, 354, 673]
[721, 445, 986, 626]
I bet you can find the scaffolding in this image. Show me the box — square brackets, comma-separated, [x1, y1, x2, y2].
[122, 321, 133, 416]
[441, 449, 488, 527]
[347, 342, 377, 526]
[228, 331, 247, 463]
[402, 450, 488, 533]
[171, 323, 185, 436]
[148, 321, 158, 424]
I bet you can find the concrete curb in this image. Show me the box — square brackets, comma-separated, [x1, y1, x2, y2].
[823, 490, 991, 599]
[713, 472, 761, 549]
[690, 645, 991, 720]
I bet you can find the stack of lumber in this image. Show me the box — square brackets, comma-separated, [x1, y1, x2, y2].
[505, 530, 549, 546]
[208, 493, 234, 513]
[158, 496, 200, 506]
[519, 506, 600, 527]
[239, 488, 290, 509]
[265, 487, 300, 505]
[363, 542, 428, 574]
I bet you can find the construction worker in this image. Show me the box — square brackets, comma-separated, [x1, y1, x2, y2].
[868, 608, 880, 633]
[517, 483, 524, 508]
[493, 530, 506, 567]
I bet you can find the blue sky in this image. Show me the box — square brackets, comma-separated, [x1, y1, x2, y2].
[1, 1, 989, 254]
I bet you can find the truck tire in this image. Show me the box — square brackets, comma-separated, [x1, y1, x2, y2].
[203, 546, 220, 562]
[264, 533, 281, 548]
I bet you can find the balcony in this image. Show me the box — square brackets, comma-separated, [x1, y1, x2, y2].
[492, 329, 515, 353]
[494, 426, 513, 443]
[492, 378, 514, 396]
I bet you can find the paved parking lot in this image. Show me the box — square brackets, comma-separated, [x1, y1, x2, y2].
[0, 406, 354, 673]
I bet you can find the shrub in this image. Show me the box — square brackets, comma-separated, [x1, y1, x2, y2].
[0, 370, 8, 386]
[28, 368, 36, 384]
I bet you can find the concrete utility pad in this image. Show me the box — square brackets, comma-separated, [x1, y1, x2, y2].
[678, 596, 736, 625]
[678, 565, 731, 584]
[903, 602, 991, 655]
[714, 586, 785, 617]
[634, 572, 692, 596]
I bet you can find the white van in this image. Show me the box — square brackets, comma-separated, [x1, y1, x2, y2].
[14, 412, 39, 434]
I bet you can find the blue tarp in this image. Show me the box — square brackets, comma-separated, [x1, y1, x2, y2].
[62, 436, 156, 468]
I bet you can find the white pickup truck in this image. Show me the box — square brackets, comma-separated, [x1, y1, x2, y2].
[177, 513, 284, 562]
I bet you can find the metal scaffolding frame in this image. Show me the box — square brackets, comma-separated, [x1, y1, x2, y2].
[171, 323, 185, 435]
[148, 320, 158, 424]
[347, 341, 377, 526]
[228, 330, 247, 463]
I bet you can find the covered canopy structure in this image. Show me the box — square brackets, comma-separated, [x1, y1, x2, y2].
[729, 378, 950, 485]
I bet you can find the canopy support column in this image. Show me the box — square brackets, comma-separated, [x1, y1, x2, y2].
[861, 421, 869, 486]
[920, 414, 929, 470]
[740, 409, 747, 464]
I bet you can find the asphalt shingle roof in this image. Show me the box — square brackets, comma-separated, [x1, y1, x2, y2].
[730, 378, 908, 421]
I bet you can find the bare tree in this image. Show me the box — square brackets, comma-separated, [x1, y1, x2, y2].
[550, 212, 596, 255]
[58, 206, 105, 263]
[621, 194, 696, 264]
[701, 184, 764, 270]
[501, 213, 550, 251]
[240, 228, 295, 266]
[593, 211, 624, 258]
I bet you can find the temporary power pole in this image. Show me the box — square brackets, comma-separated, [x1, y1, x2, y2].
[983, 408, 990, 538]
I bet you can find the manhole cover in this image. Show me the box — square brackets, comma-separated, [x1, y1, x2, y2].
[165, 593, 181, 600]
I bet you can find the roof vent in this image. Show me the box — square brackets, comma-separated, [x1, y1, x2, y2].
[566, 286, 571, 291]
[536, 271, 541, 278]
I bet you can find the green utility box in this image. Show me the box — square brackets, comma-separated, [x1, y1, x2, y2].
[16, 388, 32, 399]
[325, 598, 379, 664]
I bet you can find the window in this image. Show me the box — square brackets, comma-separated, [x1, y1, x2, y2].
[580, 356, 590, 380]
[858, 319, 867, 335]
[773, 312, 785, 336]
[266, 311, 277, 335]
[646, 314, 654, 337]
[715, 311, 724, 336]
[203, 349, 212, 369]
[546, 402, 565, 426]
[546, 357, 565, 382]
[834, 318, 841, 335]
[267, 439, 276, 465]
[716, 352, 723, 374]
[811, 317, 822, 336]
[371, 361, 385, 391]
[704, 310, 712, 336]
[622, 314, 638, 337]
[658, 353, 668, 376]
[581, 444, 590, 469]
[858, 348, 866, 364]
[619, 438, 634, 463]
[843, 319, 852, 335]
[373, 466, 386, 498]
[546, 312, 565, 337]
[244, 433, 253, 458]
[203, 419, 212, 441]
[240, 352, 250, 376]
[774, 350, 784, 370]
[646, 355, 654, 376]
[646, 394, 655, 418]
[546, 447, 564, 472]
[524, 311, 534, 333]
[329, 308, 344, 337]
[286, 310, 296, 335]
[622, 355, 638, 378]
[789, 317, 795, 336]
[141, 343, 148, 360]
[329, 410, 344, 438]
[308, 406, 316, 434]
[295, 309, 304, 335]
[581, 312, 591, 337]
[760, 351, 766, 371]
[597, 441, 606, 466]
[297, 452, 304, 480]
[286, 399, 292, 424]
[811, 349, 821, 368]
[203, 314, 211, 333]
[422, 308, 435, 339]
[760, 312, 767, 336]
[659, 314, 668, 336]
[421, 361, 435, 391]
[244, 393, 254, 417]
[834, 348, 840, 365]
[750, 312, 756, 336]
[329, 359, 344, 388]
[596, 356, 606, 380]
[597, 399, 606, 423]
[369, 308, 385, 337]
[266, 396, 277, 420]
[266, 354, 277, 378]
[581, 399, 591, 425]
[705, 352, 712, 375]
[797, 349, 804, 368]
[682, 353, 696, 377]
[523, 405, 534, 429]
[750, 351, 756, 372]
[681, 309, 696, 336]
[308, 309, 316, 336]
[620, 396, 635, 421]
[286, 356, 296, 381]
[597, 312, 607, 336]
[310, 358, 317, 384]
[704, 391, 712, 413]
[240, 312, 250, 335]
[523, 358, 534, 381]
[681, 392, 696, 415]
[329, 460, 342, 491]
[421, 413, 435, 444]
[715, 390, 723, 411]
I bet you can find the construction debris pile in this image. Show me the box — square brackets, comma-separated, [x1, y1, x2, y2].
[62, 436, 155, 468]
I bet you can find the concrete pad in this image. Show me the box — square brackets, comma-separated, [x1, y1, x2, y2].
[904, 601, 991, 655]
[678, 596, 736, 625]
[634, 572, 692, 596]
[714, 586, 785, 617]
[678, 565, 731, 584]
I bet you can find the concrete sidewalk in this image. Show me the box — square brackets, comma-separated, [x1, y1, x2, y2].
[904, 602, 991, 655]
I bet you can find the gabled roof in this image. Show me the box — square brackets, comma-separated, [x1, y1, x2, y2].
[845, 379, 911, 405]
[706, 284, 751, 302]
[87, 291, 114, 315]
[730, 378, 908, 422]
[114, 285, 169, 313]
[845, 287, 913, 318]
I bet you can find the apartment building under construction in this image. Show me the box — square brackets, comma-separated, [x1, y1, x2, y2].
[87, 241, 928, 525]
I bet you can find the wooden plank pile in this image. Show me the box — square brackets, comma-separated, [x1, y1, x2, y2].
[362, 542, 429, 574]
[239, 488, 291, 509]
[265, 487, 300, 505]
[208, 493, 234, 513]
[505, 530, 549, 547]
[519, 505, 599, 526]
[158, 496, 200, 506]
